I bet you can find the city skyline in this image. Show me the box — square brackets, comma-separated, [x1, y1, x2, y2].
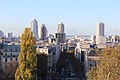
[0, 0, 120, 36]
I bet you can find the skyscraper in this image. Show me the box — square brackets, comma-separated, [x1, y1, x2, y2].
[39, 24, 47, 40]
[96, 22, 105, 44]
[96, 22, 104, 36]
[55, 22, 66, 43]
[57, 22, 64, 33]
[30, 19, 39, 40]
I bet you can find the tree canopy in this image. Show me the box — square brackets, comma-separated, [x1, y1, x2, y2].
[15, 28, 36, 80]
[87, 45, 120, 80]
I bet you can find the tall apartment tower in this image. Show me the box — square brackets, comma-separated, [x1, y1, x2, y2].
[30, 19, 39, 40]
[39, 24, 47, 40]
[96, 22, 104, 36]
[96, 22, 105, 44]
[57, 22, 64, 33]
[55, 22, 66, 43]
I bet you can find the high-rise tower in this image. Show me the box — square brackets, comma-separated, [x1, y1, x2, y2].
[30, 19, 39, 40]
[57, 22, 64, 33]
[96, 22, 104, 36]
[39, 24, 47, 40]
[55, 22, 66, 43]
[96, 22, 105, 44]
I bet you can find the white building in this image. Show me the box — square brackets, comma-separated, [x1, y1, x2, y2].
[96, 22, 105, 44]
[6, 32, 13, 38]
[30, 19, 39, 40]
[37, 43, 60, 76]
[75, 42, 100, 73]
[90, 35, 96, 44]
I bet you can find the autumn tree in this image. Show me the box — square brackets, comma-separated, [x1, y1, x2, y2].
[86, 67, 97, 80]
[0, 61, 18, 80]
[87, 45, 120, 80]
[15, 28, 36, 80]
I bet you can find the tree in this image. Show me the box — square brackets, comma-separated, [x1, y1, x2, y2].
[87, 45, 120, 80]
[36, 53, 48, 79]
[0, 61, 18, 80]
[86, 67, 97, 80]
[96, 46, 120, 80]
[15, 28, 36, 80]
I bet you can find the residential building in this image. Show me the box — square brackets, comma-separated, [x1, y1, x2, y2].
[37, 43, 60, 79]
[2, 43, 20, 63]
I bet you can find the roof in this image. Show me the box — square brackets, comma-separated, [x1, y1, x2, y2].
[88, 50, 96, 56]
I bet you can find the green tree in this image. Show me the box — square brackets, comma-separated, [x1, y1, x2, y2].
[15, 28, 36, 80]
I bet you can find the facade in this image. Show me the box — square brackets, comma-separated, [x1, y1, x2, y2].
[86, 50, 99, 72]
[0, 42, 3, 68]
[75, 42, 100, 73]
[39, 24, 47, 40]
[30, 19, 39, 40]
[55, 33, 66, 43]
[37, 44, 60, 79]
[96, 22, 105, 44]
[90, 35, 96, 44]
[6, 32, 13, 38]
[2, 44, 20, 63]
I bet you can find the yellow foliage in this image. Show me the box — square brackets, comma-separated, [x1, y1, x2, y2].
[15, 27, 36, 80]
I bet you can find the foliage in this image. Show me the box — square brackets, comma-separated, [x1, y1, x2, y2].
[87, 45, 120, 80]
[36, 53, 48, 78]
[86, 67, 97, 80]
[15, 28, 36, 80]
[0, 61, 18, 80]
[56, 51, 82, 75]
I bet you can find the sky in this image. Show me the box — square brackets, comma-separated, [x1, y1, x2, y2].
[0, 0, 120, 36]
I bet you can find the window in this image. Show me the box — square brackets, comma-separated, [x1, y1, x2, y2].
[90, 64, 92, 67]
[10, 58, 12, 61]
[95, 62, 97, 66]
[5, 58, 7, 62]
[11, 53, 12, 56]
[16, 58, 17, 61]
[5, 53, 7, 56]
[5, 49, 7, 52]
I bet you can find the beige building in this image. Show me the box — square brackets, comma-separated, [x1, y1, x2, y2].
[96, 22, 106, 44]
